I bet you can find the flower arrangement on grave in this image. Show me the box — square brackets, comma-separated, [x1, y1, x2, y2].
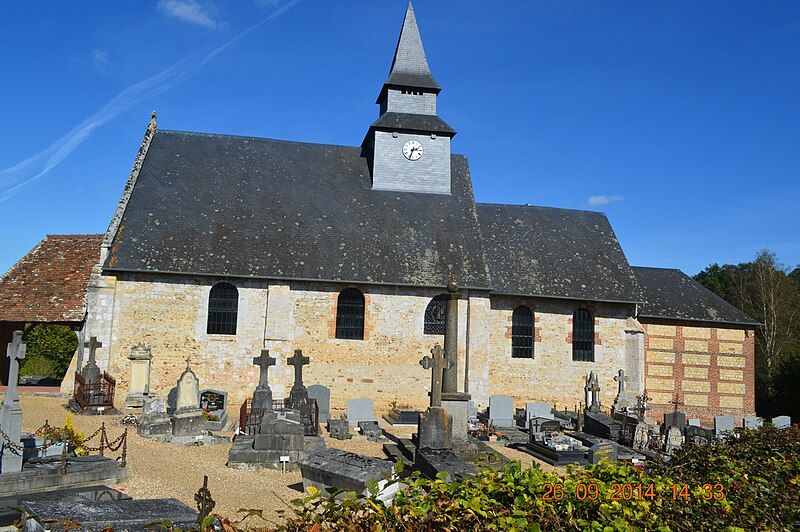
[201, 409, 220, 422]
[39, 414, 88, 455]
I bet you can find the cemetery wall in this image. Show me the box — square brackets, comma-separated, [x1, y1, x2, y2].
[641, 320, 756, 423]
[480, 297, 636, 409]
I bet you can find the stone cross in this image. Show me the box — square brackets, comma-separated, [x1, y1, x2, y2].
[585, 372, 600, 412]
[634, 394, 648, 422]
[669, 393, 683, 414]
[420, 344, 451, 408]
[614, 369, 628, 396]
[286, 349, 310, 409]
[80, 336, 102, 384]
[441, 268, 460, 395]
[1, 330, 26, 473]
[5, 330, 26, 403]
[253, 350, 276, 390]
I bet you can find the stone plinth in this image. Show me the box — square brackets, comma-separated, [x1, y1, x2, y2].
[416, 406, 452, 450]
[21, 497, 196, 530]
[441, 393, 471, 442]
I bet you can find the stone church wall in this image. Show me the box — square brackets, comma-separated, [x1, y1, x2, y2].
[481, 297, 636, 410]
[641, 321, 756, 423]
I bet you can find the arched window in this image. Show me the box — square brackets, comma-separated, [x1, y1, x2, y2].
[424, 294, 448, 335]
[207, 282, 238, 335]
[511, 305, 534, 358]
[572, 308, 594, 362]
[335, 288, 365, 340]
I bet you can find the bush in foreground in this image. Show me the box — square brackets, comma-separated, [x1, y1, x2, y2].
[273, 425, 799, 531]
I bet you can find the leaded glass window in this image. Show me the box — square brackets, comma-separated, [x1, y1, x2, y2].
[424, 294, 448, 335]
[511, 305, 534, 358]
[335, 288, 365, 340]
[572, 308, 594, 362]
[207, 282, 238, 335]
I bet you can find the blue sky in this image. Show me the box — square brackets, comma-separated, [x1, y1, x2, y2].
[1, 1, 798, 276]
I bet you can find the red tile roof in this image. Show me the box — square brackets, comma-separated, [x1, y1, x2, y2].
[0, 234, 103, 323]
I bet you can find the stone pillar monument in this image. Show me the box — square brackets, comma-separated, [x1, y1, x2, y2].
[1, 330, 26, 473]
[440, 269, 472, 441]
[126, 343, 152, 408]
[252, 349, 276, 411]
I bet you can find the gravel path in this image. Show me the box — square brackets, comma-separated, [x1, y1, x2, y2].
[6, 394, 561, 526]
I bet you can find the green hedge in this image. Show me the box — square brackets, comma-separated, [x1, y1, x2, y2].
[275, 425, 799, 531]
[18, 324, 77, 379]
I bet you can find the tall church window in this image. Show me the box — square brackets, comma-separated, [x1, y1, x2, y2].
[336, 288, 365, 340]
[572, 308, 595, 362]
[511, 305, 534, 358]
[207, 282, 238, 335]
[424, 294, 448, 335]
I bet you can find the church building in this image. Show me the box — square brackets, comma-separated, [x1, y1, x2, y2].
[69, 3, 757, 422]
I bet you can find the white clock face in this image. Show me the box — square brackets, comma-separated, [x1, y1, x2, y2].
[402, 139, 424, 161]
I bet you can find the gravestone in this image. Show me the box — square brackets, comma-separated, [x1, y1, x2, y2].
[252, 412, 304, 460]
[383, 408, 420, 425]
[80, 336, 102, 385]
[528, 417, 561, 443]
[488, 395, 514, 428]
[632, 422, 648, 450]
[584, 372, 601, 412]
[685, 425, 714, 445]
[299, 448, 394, 496]
[308, 385, 330, 424]
[714, 415, 735, 437]
[21, 498, 196, 530]
[200, 389, 228, 431]
[743, 416, 762, 430]
[126, 343, 152, 408]
[526, 401, 554, 422]
[772, 415, 791, 429]
[1, 331, 26, 474]
[688, 418, 701, 427]
[172, 361, 205, 437]
[358, 420, 384, 442]
[286, 350, 310, 410]
[416, 345, 453, 450]
[664, 411, 687, 429]
[664, 425, 683, 454]
[137, 397, 172, 438]
[584, 411, 622, 441]
[327, 418, 352, 440]
[346, 398, 375, 427]
[612, 369, 633, 411]
[588, 441, 617, 464]
[252, 350, 276, 411]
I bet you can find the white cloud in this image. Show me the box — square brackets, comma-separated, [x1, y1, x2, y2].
[92, 49, 109, 66]
[157, 0, 218, 30]
[587, 195, 625, 206]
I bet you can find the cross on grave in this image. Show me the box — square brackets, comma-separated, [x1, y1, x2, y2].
[253, 350, 276, 390]
[669, 394, 683, 414]
[286, 349, 310, 409]
[80, 336, 102, 384]
[5, 330, 26, 403]
[614, 369, 628, 396]
[634, 394, 648, 422]
[419, 344, 452, 408]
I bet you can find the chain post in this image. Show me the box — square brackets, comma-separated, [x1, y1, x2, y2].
[60, 439, 68, 475]
[99, 422, 105, 456]
[121, 427, 128, 467]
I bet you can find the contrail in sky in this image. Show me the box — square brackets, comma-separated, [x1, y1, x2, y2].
[0, 0, 302, 205]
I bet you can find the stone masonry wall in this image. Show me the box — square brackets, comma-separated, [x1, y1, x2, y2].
[641, 321, 756, 424]
[482, 297, 637, 411]
[104, 274, 478, 414]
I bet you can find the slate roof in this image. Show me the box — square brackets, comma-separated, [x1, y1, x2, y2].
[633, 267, 760, 326]
[104, 130, 491, 289]
[475, 203, 644, 303]
[0, 234, 102, 323]
[370, 113, 456, 136]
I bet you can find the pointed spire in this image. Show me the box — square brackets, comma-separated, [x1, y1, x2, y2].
[385, 2, 440, 91]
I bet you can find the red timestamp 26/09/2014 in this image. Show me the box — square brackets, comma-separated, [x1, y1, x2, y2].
[539, 482, 726, 501]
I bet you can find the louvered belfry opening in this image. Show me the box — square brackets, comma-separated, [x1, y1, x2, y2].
[511, 305, 534, 358]
[336, 288, 365, 340]
[207, 282, 239, 335]
[572, 308, 595, 362]
[423, 294, 448, 335]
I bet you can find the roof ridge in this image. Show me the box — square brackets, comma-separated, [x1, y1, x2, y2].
[476, 201, 604, 215]
[45, 233, 104, 239]
[157, 129, 362, 151]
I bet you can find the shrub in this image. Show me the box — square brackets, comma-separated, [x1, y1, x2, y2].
[275, 425, 800, 531]
[19, 355, 60, 379]
[20, 324, 78, 379]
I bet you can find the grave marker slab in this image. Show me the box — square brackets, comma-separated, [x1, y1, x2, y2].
[21, 498, 197, 530]
[685, 425, 714, 445]
[664, 411, 687, 429]
[714, 415, 735, 437]
[772, 415, 791, 429]
[664, 426, 683, 454]
[308, 385, 330, 424]
[327, 418, 352, 440]
[346, 398, 375, 427]
[299, 448, 394, 496]
[489, 395, 514, 428]
[588, 441, 618, 464]
[743, 416, 762, 430]
[358, 420, 384, 442]
[252, 350, 276, 411]
[200, 389, 228, 431]
[688, 419, 701, 427]
[526, 401, 554, 421]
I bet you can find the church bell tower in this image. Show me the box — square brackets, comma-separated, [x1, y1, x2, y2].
[363, 2, 456, 195]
